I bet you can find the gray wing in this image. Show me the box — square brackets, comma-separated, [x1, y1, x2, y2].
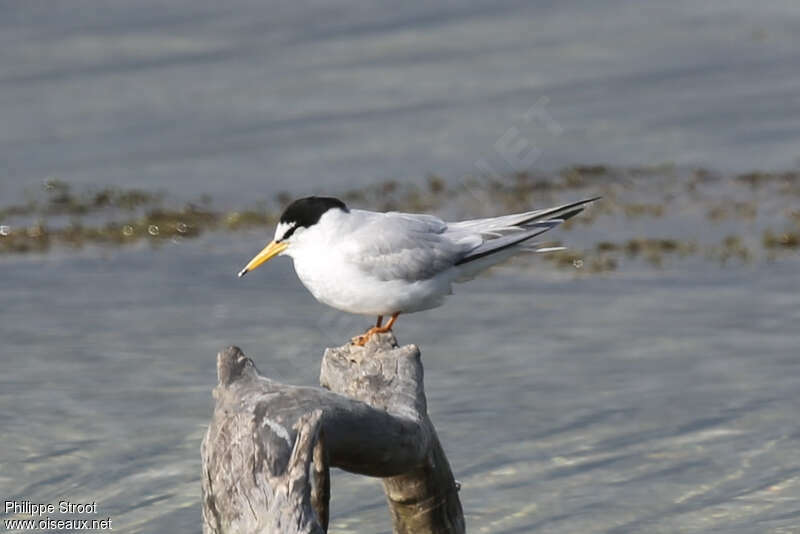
[342, 211, 477, 282]
[342, 198, 598, 282]
[447, 197, 600, 238]
[446, 197, 600, 266]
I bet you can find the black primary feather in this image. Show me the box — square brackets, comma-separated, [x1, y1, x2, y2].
[455, 196, 600, 266]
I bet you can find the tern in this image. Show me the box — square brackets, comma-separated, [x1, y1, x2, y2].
[239, 195, 598, 345]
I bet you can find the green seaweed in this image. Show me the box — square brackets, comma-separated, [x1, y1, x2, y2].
[2, 167, 799, 275]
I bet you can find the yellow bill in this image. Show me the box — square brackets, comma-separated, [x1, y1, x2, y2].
[237, 240, 288, 277]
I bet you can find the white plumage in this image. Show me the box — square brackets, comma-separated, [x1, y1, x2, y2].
[238, 196, 598, 344]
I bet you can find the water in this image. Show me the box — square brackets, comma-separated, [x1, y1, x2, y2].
[2, 1, 800, 204]
[2, 1, 800, 532]
[2, 236, 798, 532]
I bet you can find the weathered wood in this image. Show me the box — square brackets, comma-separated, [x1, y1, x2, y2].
[201, 333, 464, 534]
[321, 336, 465, 534]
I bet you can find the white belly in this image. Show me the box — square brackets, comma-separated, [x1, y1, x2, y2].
[291, 253, 452, 316]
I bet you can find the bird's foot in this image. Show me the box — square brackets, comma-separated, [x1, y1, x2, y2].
[351, 326, 390, 346]
[351, 313, 400, 346]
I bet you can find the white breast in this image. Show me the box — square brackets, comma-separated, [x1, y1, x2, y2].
[286, 210, 455, 316]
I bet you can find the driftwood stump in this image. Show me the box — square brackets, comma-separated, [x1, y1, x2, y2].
[201, 333, 464, 534]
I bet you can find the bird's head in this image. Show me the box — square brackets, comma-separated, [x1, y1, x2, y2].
[237, 196, 348, 277]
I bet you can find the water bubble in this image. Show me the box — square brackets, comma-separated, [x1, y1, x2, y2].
[122, 225, 134, 237]
[148, 225, 159, 236]
[176, 222, 188, 234]
[0, 225, 9, 236]
[573, 259, 584, 269]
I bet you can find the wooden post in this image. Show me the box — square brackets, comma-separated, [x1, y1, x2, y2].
[201, 333, 464, 534]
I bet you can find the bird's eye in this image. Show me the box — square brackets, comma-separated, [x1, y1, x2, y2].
[281, 225, 297, 241]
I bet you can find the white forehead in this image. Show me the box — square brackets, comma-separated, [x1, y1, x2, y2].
[274, 221, 294, 241]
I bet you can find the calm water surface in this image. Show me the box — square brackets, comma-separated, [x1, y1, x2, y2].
[1, 234, 798, 532]
[2, 1, 800, 204]
[2, 1, 800, 532]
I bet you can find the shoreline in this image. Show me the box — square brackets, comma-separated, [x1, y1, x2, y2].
[1, 165, 798, 273]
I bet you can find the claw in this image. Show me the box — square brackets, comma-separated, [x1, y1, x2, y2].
[350, 313, 400, 346]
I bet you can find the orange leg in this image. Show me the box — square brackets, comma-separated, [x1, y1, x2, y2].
[352, 313, 400, 346]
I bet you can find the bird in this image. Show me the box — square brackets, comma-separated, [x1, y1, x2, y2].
[238, 195, 599, 345]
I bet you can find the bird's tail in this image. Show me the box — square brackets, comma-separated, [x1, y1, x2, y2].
[450, 197, 598, 281]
